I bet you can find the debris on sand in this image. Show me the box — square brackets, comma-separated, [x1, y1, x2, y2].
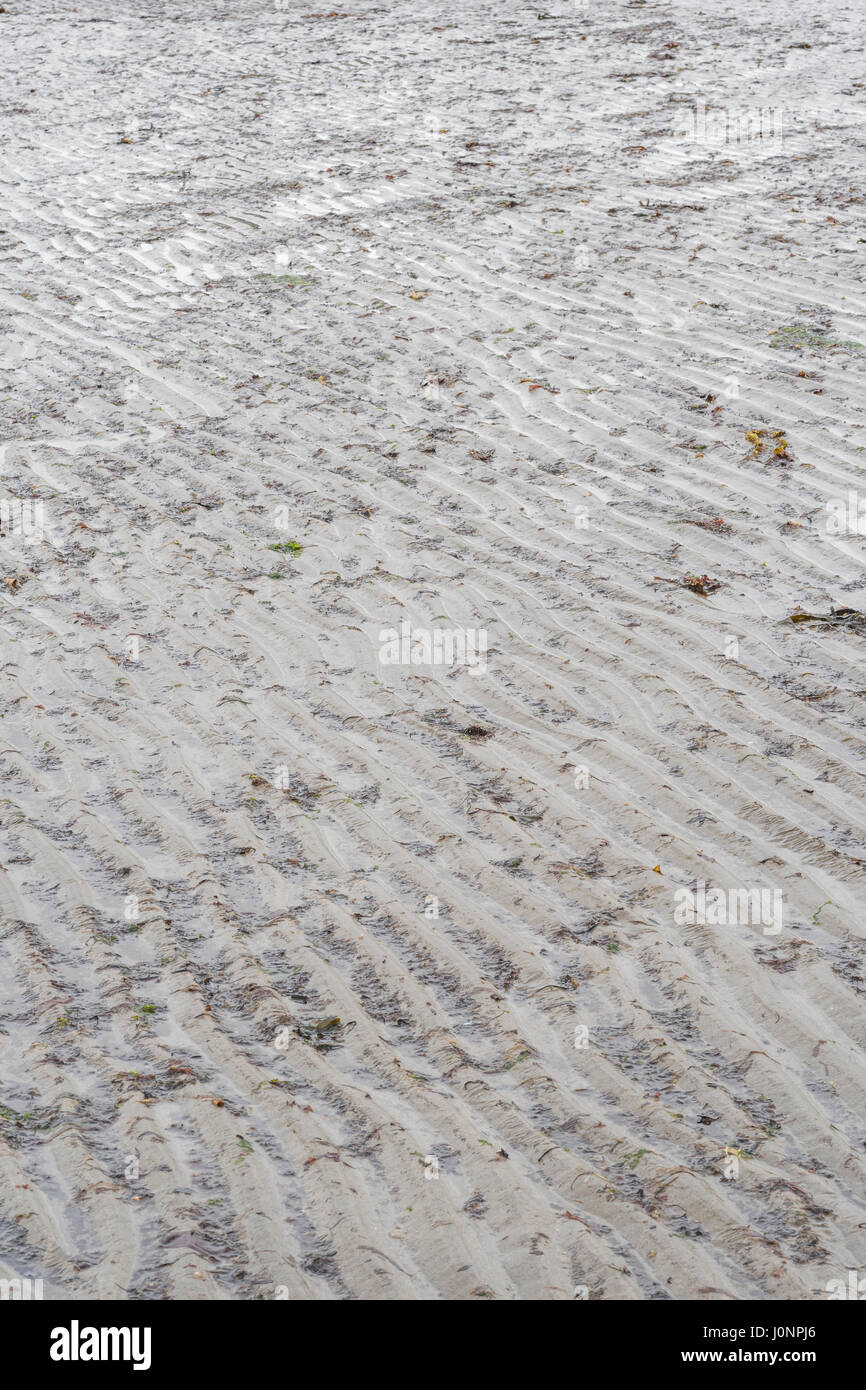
[786, 607, 866, 631]
[656, 573, 724, 596]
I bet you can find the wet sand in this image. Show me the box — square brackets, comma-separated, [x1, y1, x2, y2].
[0, 0, 865, 1299]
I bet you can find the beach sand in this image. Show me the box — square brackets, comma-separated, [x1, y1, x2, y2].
[0, 0, 864, 1300]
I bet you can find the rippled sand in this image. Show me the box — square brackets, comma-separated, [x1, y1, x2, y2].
[1, 0, 864, 1300]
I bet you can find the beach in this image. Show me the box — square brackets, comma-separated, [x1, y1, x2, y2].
[0, 0, 865, 1300]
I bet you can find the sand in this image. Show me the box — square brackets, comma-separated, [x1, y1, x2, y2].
[0, 0, 865, 1300]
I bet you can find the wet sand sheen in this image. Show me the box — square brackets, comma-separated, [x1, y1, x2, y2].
[0, 0, 864, 1299]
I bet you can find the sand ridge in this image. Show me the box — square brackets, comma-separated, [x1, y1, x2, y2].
[0, 0, 865, 1300]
